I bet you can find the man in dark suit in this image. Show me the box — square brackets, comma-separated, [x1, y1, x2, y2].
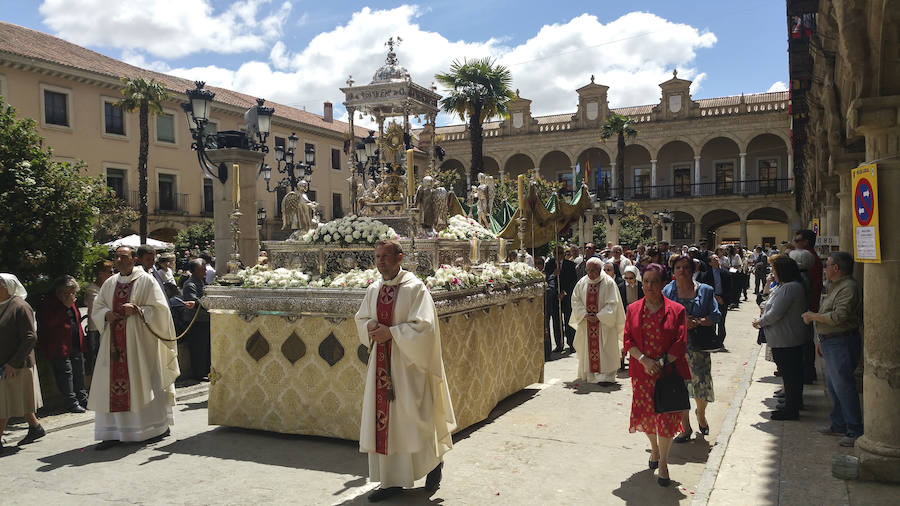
[555, 246, 578, 352]
[181, 259, 211, 381]
[698, 254, 731, 349]
[538, 257, 562, 359]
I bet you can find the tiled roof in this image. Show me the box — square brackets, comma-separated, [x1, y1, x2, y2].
[611, 104, 654, 116]
[534, 113, 572, 124]
[0, 21, 368, 138]
[696, 91, 789, 108]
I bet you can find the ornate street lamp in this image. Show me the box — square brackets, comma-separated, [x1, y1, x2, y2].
[656, 209, 673, 230]
[259, 132, 315, 192]
[257, 207, 267, 228]
[181, 81, 273, 183]
[606, 197, 625, 225]
[354, 130, 382, 181]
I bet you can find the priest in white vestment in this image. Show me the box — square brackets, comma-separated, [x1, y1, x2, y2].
[569, 257, 626, 384]
[355, 240, 456, 502]
[89, 245, 179, 449]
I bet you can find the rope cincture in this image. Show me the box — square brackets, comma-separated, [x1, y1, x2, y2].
[136, 302, 203, 342]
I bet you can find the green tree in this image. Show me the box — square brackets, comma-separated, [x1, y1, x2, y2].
[599, 113, 638, 198]
[117, 77, 170, 243]
[174, 219, 215, 266]
[435, 58, 516, 183]
[0, 101, 124, 293]
[618, 202, 654, 248]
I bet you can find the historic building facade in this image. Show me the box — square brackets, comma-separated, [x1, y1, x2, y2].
[0, 22, 366, 242]
[435, 73, 799, 247]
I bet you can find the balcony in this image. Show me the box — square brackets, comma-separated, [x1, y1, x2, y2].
[591, 178, 792, 201]
[154, 192, 190, 214]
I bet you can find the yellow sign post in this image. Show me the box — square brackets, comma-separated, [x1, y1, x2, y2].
[851, 163, 881, 263]
[811, 218, 820, 236]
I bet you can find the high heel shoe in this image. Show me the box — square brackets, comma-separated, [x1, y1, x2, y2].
[657, 475, 671, 487]
[648, 460, 659, 470]
[699, 425, 710, 435]
[673, 431, 692, 443]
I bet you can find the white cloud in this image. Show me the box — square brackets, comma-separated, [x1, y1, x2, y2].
[767, 80, 788, 92]
[44, 4, 720, 125]
[39, 0, 291, 58]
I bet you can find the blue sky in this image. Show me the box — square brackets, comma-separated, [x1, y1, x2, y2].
[1, 1, 788, 125]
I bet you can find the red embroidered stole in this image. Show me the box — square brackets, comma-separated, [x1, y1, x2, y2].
[375, 283, 398, 455]
[586, 282, 602, 373]
[110, 279, 135, 412]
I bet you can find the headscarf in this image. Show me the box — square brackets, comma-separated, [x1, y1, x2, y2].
[0, 273, 27, 299]
[623, 265, 641, 284]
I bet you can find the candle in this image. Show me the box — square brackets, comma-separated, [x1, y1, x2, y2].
[517, 174, 525, 211]
[232, 163, 240, 204]
[406, 148, 415, 205]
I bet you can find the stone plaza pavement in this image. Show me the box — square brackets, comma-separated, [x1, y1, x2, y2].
[2, 301, 897, 505]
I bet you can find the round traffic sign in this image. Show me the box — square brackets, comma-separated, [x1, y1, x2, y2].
[854, 178, 874, 226]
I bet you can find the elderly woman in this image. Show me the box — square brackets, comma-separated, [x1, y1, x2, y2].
[789, 249, 818, 384]
[625, 264, 690, 487]
[662, 254, 721, 443]
[602, 261, 623, 285]
[753, 256, 808, 419]
[0, 274, 45, 454]
[37, 275, 88, 413]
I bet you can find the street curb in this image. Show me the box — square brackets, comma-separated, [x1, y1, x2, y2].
[691, 343, 762, 505]
[6, 382, 210, 445]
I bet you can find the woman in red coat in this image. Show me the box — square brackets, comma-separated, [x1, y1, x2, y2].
[624, 264, 691, 487]
[37, 275, 88, 413]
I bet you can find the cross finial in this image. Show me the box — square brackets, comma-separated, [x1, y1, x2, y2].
[385, 36, 402, 65]
[673, 68, 678, 78]
[346, 74, 354, 87]
[590, 74, 595, 84]
[516, 88, 520, 98]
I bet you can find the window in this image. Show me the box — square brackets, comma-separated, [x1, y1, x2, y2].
[156, 113, 175, 143]
[715, 161, 735, 194]
[158, 174, 176, 211]
[331, 148, 341, 170]
[44, 89, 69, 126]
[633, 167, 650, 198]
[596, 168, 611, 199]
[307, 189, 317, 202]
[106, 168, 126, 200]
[674, 221, 693, 241]
[205, 121, 218, 136]
[758, 158, 778, 193]
[274, 136, 285, 150]
[203, 178, 214, 214]
[275, 186, 286, 217]
[104, 101, 125, 135]
[673, 165, 691, 195]
[332, 193, 344, 219]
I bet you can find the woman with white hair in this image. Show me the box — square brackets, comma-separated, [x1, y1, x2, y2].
[789, 248, 818, 384]
[0, 274, 45, 454]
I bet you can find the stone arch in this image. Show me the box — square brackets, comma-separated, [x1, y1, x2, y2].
[503, 152, 536, 177]
[438, 158, 468, 196]
[537, 150, 573, 189]
[699, 137, 742, 196]
[726, 206, 792, 249]
[700, 208, 741, 246]
[622, 144, 652, 198]
[656, 140, 696, 192]
[746, 132, 790, 183]
[670, 210, 696, 245]
[482, 156, 501, 178]
[699, 132, 746, 153]
[745, 206, 789, 222]
[576, 147, 612, 196]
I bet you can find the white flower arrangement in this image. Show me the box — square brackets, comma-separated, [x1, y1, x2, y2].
[438, 214, 497, 240]
[237, 265, 311, 288]
[425, 264, 479, 291]
[505, 261, 544, 283]
[473, 262, 506, 286]
[296, 215, 399, 245]
[327, 268, 379, 289]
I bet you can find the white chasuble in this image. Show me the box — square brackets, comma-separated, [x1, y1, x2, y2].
[355, 270, 456, 488]
[89, 269, 179, 441]
[569, 273, 625, 383]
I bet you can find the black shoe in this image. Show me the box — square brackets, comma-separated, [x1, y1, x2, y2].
[769, 410, 799, 421]
[673, 431, 692, 443]
[95, 440, 120, 451]
[368, 487, 403, 502]
[18, 424, 45, 445]
[425, 462, 443, 492]
[699, 425, 710, 436]
[552, 347, 564, 353]
[773, 389, 785, 398]
[648, 460, 659, 470]
[776, 401, 805, 411]
[657, 476, 671, 487]
[69, 403, 86, 414]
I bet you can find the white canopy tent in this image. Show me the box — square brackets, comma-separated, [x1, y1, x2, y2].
[103, 234, 173, 251]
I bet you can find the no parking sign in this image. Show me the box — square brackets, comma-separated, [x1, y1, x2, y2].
[852, 164, 881, 263]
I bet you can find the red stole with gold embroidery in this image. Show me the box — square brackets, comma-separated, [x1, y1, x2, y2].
[586, 282, 602, 373]
[110, 279, 135, 412]
[374, 283, 398, 455]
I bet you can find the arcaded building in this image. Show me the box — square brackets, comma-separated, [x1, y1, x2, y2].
[435, 73, 799, 247]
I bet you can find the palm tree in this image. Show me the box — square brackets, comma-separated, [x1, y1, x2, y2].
[435, 58, 516, 183]
[599, 113, 638, 199]
[117, 77, 170, 242]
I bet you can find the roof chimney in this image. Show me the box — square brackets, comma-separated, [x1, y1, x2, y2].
[323, 101, 333, 122]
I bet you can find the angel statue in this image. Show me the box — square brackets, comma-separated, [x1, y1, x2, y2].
[281, 180, 319, 232]
[432, 183, 449, 231]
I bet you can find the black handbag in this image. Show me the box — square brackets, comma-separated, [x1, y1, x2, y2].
[653, 363, 690, 413]
[687, 325, 718, 351]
